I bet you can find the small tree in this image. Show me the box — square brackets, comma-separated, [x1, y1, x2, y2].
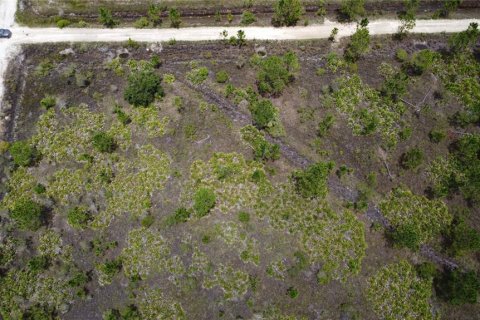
[67, 207, 91, 229]
[10, 198, 43, 231]
[193, 188, 216, 217]
[147, 4, 162, 26]
[329, 27, 339, 42]
[124, 68, 163, 107]
[340, 0, 365, 21]
[237, 30, 246, 48]
[400, 147, 423, 170]
[449, 23, 479, 53]
[397, 0, 419, 36]
[437, 269, 480, 305]
[169, 8, 182, 28]
[241, 10, 256, 25]
[92, 132, 116, 153]
[99, 7, 118, 28]
[272, 0, 304, 27]
[292, 161, 335, 198]
[344, 22, 370, 62]
[9, 140, 36, 167]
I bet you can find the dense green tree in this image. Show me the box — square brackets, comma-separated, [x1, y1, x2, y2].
[340, 0, 365, 21]
[272, 0, 304, 26]
[92, 132, 116, 153]
[437, 270, 480, 305]
[447, 217, 480, 256]
[193, 188, 216, 217]
[449, 22, 479, 52]
[398, 0, 419, 35]
[9, 140, 36, 167]
[409, 49, 439, 75]
[344, 23, 370, 61]
[10, 198, 43, 231]
[292, 161, 334, 198]
[99, 7, 118, 28]
[124, 68, 163, 107]
[256, 52, 299, 96]
[381, 187, 452, 249]
[169, 8, 181, 28]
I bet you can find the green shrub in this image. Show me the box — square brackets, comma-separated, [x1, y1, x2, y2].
[410, 49, 438, 75]
[40, 95, 56, 109]
[449, 22, 479, 52]
[416, 262, 438, 280]
[389, 223, 422, 250]
[429, 129, 446, 143]
[399, 126, 412, 141]
[336, 164, 353, 178]
[292, 161, 334, 198]
[340, 0, 365, 21]
[241, 10, 256, 25]
[134, 17, 150, 28]
[240, 125, 280, 161]
[33, 183, 46, 194]
[215, 70, 229, 83]
[317, 114, 335, 137]
[344, 24, 370, 62]
[56, 19, 71, 29]
[150, 55, 162, 68]
[256, 52, 299, 96]
[400, 147, 423, 169]
[447, 217, 480, 256]
[167, 207, 191, 226]
[125, 38, 140, 49]
[249, 99, 284, 137]
[187, 67, 209, 85]
[92, 132, 116, 153]
[193, 188, 216, 217]
[169, 8, 181, 28]
[124, 68, 163, 107]
[286, 286, 299, 299]
[67, 207, 91, 229]
[9, 141, 36, 167]
[10, 198, 43, 231]
[437, 269, 480, 305]
[272, 0, 304, 27]
[113, 105, 131, 125]
[97, 259, 122, 285]
[147, 4, 163, 26]
[28, 255, 50, 272]
[99, 7, 118, 28]
[238, 211, 250, 223]
[396, 48, 409, 62]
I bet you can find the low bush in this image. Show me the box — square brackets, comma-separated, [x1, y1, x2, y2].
[134, 17, 150, 29]
[40, 95, 56, 109]
[429, 129, 446, 143]
[400, 147, 423, 170]
[255, 52, 299, 96]
[215, 70, 229, 83]
[416, 262, 438, 280]
[10, 198, 43, 231]
[193, 188, 216, 217]
[99, 7, 118, 28]
[187, 67, 209, 85]
[9, 141, 36, 167]
[340, 0, 365, 21]
[389, 223, 422, 250]
[396, 49, 409, 62]
[169, 8, 181, 28]
[292, 161, 334, 198]
[67, 207, 91, 229]
[436, 269, 480, 305]
[317, 114, 335, 137]
[56, 19, 71, 29]
[447, 217, 480, 256]
[344, 23, 370, 62]
[272, 0, 304, 26]
[124, 68, 163, 107]
[241, 10, 256, 25]
[92, 132, 116, 153]
[238, 211, 250, 223]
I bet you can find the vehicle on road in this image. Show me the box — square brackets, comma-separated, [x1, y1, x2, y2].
[0, 29, 12, 38]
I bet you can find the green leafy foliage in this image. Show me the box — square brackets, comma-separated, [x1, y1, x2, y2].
[317, 114, 335, 137]
[447, 217, 480, 256]
[186, 67, 209, 85]
[344, 24, 370, 62]
[10, 198, 43, 231]
[99, 7, 118, 28]
[292, 161, 334, 199]
[449, 22, 479, 52]
[249, 99, 285, 137]
[240, 125, 280, 161]
[381, 187, 452, 249]
[215, 70, 229, 83]
[428, 134, 480, 203]
[409, 49, 439, 75]
[9, 141, 36, 167]
[272, 0, 304, 27]
[400, 147, 423, 170]
[193, 188, 216, 217]
[255, 52, 299, 96]
[367, 260, 436, 320]
[92, 132, 116, 153]
[437, 269, 480, 305]
[96, 259, 122, 286]
[429, 129, 446, 143]
[67, 206, 91, 229]
[40, 95, 56, 109]
[340, 0, 365, 21]
[169, 8, 181, 28]
[124, 67, 163, 107]
[241, 10, 256, 25]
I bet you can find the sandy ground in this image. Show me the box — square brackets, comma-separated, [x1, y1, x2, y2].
[0, 0, 478, 111]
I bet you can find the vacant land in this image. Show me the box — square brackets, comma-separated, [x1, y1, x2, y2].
[0, 26, 479, 319]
